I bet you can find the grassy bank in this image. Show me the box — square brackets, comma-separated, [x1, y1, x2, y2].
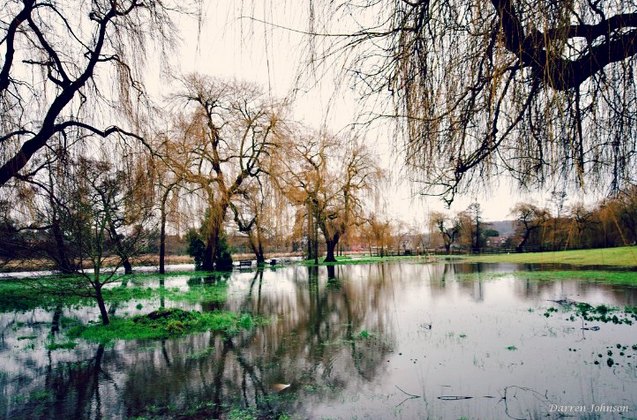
[459, 246, 637, 268]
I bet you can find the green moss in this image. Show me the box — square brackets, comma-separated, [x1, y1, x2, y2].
[573, 303, 636, 324]
[238, 313, 254, 329]
[68, 308, 263, 342]
[526, 270, 637, 284]
[102, 286, 155, 302]
[358, 330, 371, 339]
[0, 277, 155, 312]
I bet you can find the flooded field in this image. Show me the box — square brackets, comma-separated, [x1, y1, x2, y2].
[1, 262, 636, 419]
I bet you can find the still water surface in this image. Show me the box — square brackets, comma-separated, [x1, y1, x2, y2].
[1, 262, 636, 419]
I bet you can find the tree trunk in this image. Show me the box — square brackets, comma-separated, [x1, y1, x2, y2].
[95, 286, 110, 325]
[121, 258, 132, 275]
[159, 200, 167, 274]
[201, 202, 230, 271]
[255, 242, 265, 267]
[159, 278, 166, 309]
[515, 237, 527, 253]
[51, 218, 74, 274]
[516, 228, 532, 253]
[248, 237, 265, 266]
[324, 239, 337, 262]
[306, 207, 314, 260]
[202, 220, 221, 271]
[248, 229, 266, 266]
[108, 222, 132, 275]
[313, 219, 319, 265]
[324, 232, 340, 263]
[201, 237, 217, 272]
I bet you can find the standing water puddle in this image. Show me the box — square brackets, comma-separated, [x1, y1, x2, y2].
[0, 262, 636, 419]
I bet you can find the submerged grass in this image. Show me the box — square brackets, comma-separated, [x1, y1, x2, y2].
[515, 270, 637, 284]
[0, 275, 228, 313]
[301, 255, 430, 267]
[45, 340, 77, 351]
[457, 269, 637, 285]
[543, 301, 637, 325]
[159, 285, 226, 304]
[0, 277, 151, 312]
[462, 246, 637, 267]
[0, 281, 57, 312]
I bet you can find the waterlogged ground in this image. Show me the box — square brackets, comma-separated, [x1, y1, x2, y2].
[1, 262, 636, 419]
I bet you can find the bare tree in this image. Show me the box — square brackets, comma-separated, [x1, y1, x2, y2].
[167, 75, 283, 271]
[149, 135, 187, 274]
[50, 157, 154, 325]
[615, 185, 637, 244]
[273, 129, 381, 262]
[0, 0, 178, 186]
[361, 215, 393, 257]
[429, 211, 461, 254]
[320, 141, 381, 262]
[229, 179, 273, 266]
[567, 202, 594, 249]
[510, 202, 550, 252]
[467, 203, 484, 254]
[285, 0, 637, 202]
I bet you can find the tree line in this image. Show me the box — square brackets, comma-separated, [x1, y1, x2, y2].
[429, 188, 637, 254]
[0, 75, 383, 274]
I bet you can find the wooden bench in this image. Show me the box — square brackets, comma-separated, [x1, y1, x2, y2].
[238, 260, 252, 268]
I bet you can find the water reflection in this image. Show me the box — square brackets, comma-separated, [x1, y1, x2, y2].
[1, 262, 636, 419]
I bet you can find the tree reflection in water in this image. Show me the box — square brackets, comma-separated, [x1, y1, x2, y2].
[3, 342, 116, 419]
[5, 263, 633, 418]
[116, 264, 396, 418]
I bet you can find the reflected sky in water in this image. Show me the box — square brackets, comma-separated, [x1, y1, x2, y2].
[1, 262, 636, 419]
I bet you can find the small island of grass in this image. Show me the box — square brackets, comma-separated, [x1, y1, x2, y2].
[67, 308, 260, 342]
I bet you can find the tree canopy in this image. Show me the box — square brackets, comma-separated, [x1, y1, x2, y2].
[302, 0, 637, 202]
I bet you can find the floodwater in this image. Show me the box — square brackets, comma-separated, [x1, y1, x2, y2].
[1, 262, 636, 419]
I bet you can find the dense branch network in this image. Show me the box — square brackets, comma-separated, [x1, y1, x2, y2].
[162, 75, 283, 270]
[0, 0, 177, 186]
[301, 0, 637, 202]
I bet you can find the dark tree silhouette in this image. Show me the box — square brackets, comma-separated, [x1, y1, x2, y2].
[0, 0, 177, 186]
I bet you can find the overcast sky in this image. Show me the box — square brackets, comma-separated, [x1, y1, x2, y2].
[154, 1, 599, 224]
